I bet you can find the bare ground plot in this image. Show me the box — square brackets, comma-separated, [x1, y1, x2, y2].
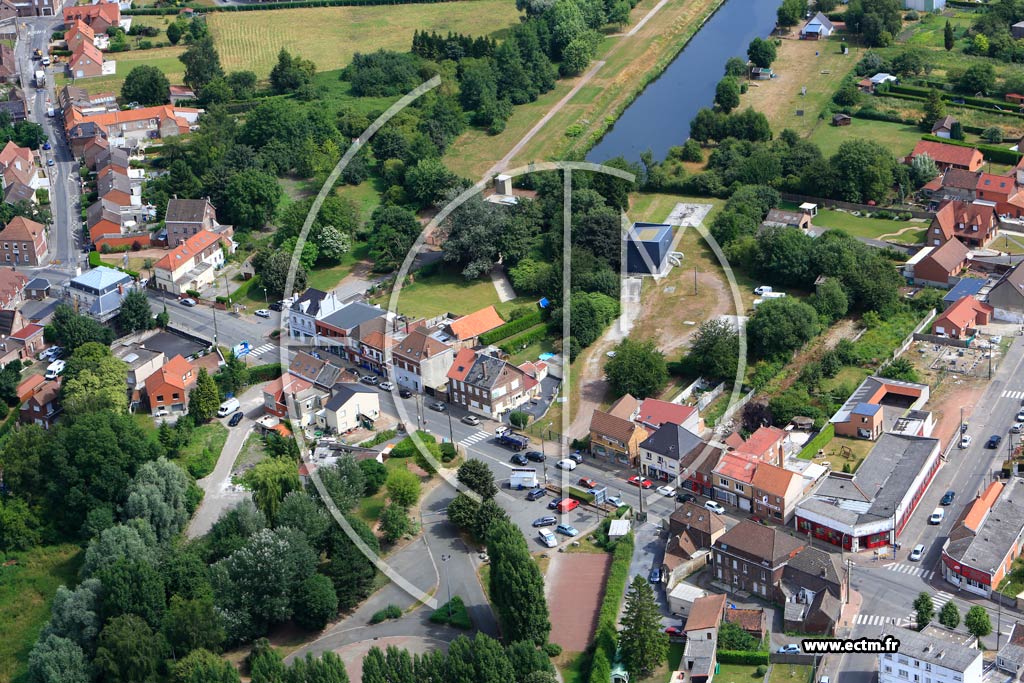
[545, 552, 612, 653]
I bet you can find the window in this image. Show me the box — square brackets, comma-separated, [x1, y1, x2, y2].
[735, 484, 744, 493]
[898, 671, 908, 680]
[172, 393, 180, 400]
[156, 395, 164, 402]
[925, 665, 931, 673]
[884, 667, 892, 674]
[898, 658, 908, 665]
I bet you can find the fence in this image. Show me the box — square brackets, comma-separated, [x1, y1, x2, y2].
[893, 308, 937, 360]
[780, 192, 933, 220]
[769, 653, 818, 665]
[719, 388, 757, 426]
[912, 332, 971, 349]
[673, 376, 706, 403]
[696, 382, 726, 411]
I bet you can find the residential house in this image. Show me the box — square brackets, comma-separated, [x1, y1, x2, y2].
[878, 627, 982, 683]
[931, 295, 993, 339]
[443, 305, 505, 348]
[908, 238, 970, 288]
[976, 173, 1024, 218]
[152, 229, 230, 295]
[679, 594, 726, 683]
[289, 351, 346, 391]
[639, 422, 705, 482]
[928, 200, 998, 249]
[320, 382, 380, 433]
[680, 442, 726, 498]
[751, 462, 803, 523]
[779, 546, 845, 634]
[663, 502, 726, 585]
[987, 261, 1024, 322]
[829, 375, 930, 440]
[68, 41, 104, 79]
[0, 216, 47, 266]
[723, 609, 767, 641]
[0, 308, 23, 337]
[350, 319, 392, 375]
[144, 355, 195, 416]
[168, 85, 195, 104]
[931, 115, 958, 139]
[6, 0, 57, 17]
[684, 594, 726, 636]
[392, 328, 454, 395]
[15, 374, 43, 404]
[636, 397, 701, 434]
[800, 11, 834, 39]
[19, 378, 60, 428]
[288, 288, 343, 343]
[164, 198, 229, 247]
[113, 344, 164, 393]
[10, 323, 45, 359]
[0, 268, 27, 307]
[712, 521, 805, 599]
[941, 478, 1024, 597]
[58, 85, 118, 119]
[588, 394, 648, 466]
[997, 622, 1024, 677]
[908, 140, 984, 172]
[64, 19, 93, 52]
[63, 1, 119, 32]
[261, 372, 326, 426]
[63, 104, 201, 147]
[712, 453, 758, 511]
[447, 348, 540, 419]
[729, 425, 787, 465]
[314, 301, 386, 357]
[922, 168, 980, 203]
[65, 266, 134, 321]
[796, 434, 942, 551]
[24, 276, 49, 300]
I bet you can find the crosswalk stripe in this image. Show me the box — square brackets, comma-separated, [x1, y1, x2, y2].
[1004, 390, 1024, 399]
[883, 562, 934, 580]
[856, 614, 911, 626]
[461, 431, 490, 446]
[248, 344, 275, 358]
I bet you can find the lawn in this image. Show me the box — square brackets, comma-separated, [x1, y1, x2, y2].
[808, 207, 924, 241]
[373, 265, 533, 319]
[902, 12, 974, 49]
[769, 664, 812, 683]
[507, 337, 556, 366]
[715, 663, 765, 683]
[306, 242, 371, 292]
[0, 544, 83, 683]
[808, 435, 874, 473]
[207, 0, 522, 78]
[176, 422, 229, 479]
[57, 46, 186, 95]
[810, 118, 924, 159]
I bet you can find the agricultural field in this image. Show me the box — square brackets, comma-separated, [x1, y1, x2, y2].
[207, 0, 523, 78]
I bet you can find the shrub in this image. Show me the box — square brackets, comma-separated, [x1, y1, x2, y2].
[717, 650, 769, 665]
[248, 363, 283, 383]
[439, 442, 458, 463]
[429, 595, 472, 629]
[543, 642, 562, 657]
[369, 604, 402, 624]
[509, 410, 529, 428]
[358, 429, 397, 448]
[498, 325, 550, 353]
[478, 310, 543, 345]
[185, 448, 218, 479]
[756, 665, 768, 676]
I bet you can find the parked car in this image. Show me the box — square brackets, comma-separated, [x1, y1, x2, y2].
[578, 477, 597, 489]
[399, 388, 412, 399]
[568, 451, 584, 463]
[510, 453, 528, 466]
[46, 158, 54, 166]
[665, 626, 683, 637]
[605, 351, 616, 358]
[360, 375, 379, 385]
[929, 508, 945, 525]
[677, 492, 697, 503]
[777, 645, 801, 654]
[254, 309, 271, 318]
[44, 360, 65, 380]
[547, 497, 564, 510]
[986, 434, 1002, 449]
[526, 488, 546, 501]
[228, 412, 244, 427]
[941, 490, 955, 505]
[648, 567, 661, 583]
[379, 381, 394, 392]
[525, 450, 545, 463]
[960, 434, 972, 449]
[909, 544, 925, 562]
[538, 528, 557, 548]
[461, 415, 481, 426]
[656, 485, 676, 497]
[179, 297, 197, 307]
[1017, 410, 1024, 423]
[269, 301, 284, 312]
[628, 475, 653, 489]
[556, 458, 577, 470]
[1013, 423, 1024, 435]
[42, 141, 50, 150]
[557, 499, 580, 513]
[556, 524, 579, 537]
[429, 401, 447, 412]
[606, 495, 625, 508]
[754, 285, 773, 295]
[532, 516, 556, 527]
[704, 500, 726, 514]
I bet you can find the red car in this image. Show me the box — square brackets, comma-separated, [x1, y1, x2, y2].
[628, 475, 653, 489]
[665, 626, 683, 637]
[578, 477, 597, 489]
[557, 498, 580, 513]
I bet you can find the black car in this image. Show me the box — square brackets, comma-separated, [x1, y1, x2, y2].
[986, 434, 1003, 449]
[228, 411, 244, 427]
[525, 450, 546, 463]
[677, 492, 697, 504]
[941, 490, 956, 506]
[547, 497, 564, 510]
[510, 453, 528, 466]
[399, 388, 412, 399]
[269, 301, 284, 312]
[526, 488, 546, 501]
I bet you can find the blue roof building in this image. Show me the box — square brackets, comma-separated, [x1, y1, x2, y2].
[66, 266, 134, 322]
[943, 278, 987, 308]
[625, 222, 674, 276]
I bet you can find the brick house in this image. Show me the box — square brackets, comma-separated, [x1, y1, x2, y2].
[727, 425, 787, 465]
[909, 238, 970, 288]
[144, 355, 196, 416]
[932, 296, 993, 339]
[63, 1, 119, 33]
[68, 42, 104, 79]
[908, 140, 984, 172]
[443, 305, 505, 349]
[19, 378, 60, 428]
[391, 328, 454, 396]
[976, 173, 1024, 218]
[164, 198, 226, 247]
[668, 502, 726, 551]
[751, 462, 803, 523]
[64, 19, 93, 52]
[635, 397, 701, 434]
[589, 394, 648, 466]
[712, 453, 758, 511]
[447, 348, 539, 419]
[0, 267, 27, 307]
[928, 200, 998, 249]
[152, 229, 230, 295]
[0, 216, 47, 266]
[712, 520, 805, 599]
[829, 376, 930, 440]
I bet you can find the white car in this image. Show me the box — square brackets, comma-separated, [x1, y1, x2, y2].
[929, 508, 945, 525]
[180, 297, 197, 307]
[254, 309, 271, 318]
[1013, 423, 1024, 434]
[606, 351, 616, 358]
[909, 544, 925, 562]
[992, 335, 1003, 345]
[556, 458, 577, 471]
[704, 500, 726, 514]
[1016, 410, 1024, 423]
[960, 434, 972, 449]
[379, 381, 394, 392]
[538, 528, 557, 548]
[656, 485, 676, 497]
[754, 285, 773, 295]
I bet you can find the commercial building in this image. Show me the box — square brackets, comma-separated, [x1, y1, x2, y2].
[878, 627, 982, 683]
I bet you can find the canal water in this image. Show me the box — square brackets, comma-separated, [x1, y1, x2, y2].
[587, 0, 781, 163]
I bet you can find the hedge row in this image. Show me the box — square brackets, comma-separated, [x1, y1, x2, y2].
[891, 84, 1007, 109]
[590, 534, 635, 683]
[920, 134, 1024, 164]
[718, 651, 770, 665]
[248, 363, 283, 383]
[125, 0, 466, 14]
[565, 485, 595, 504]
[877, 90, 1024, 121]
[498, 325, 550, 354]
[479, 310, 543, 345]
[797, 423, 834, 460]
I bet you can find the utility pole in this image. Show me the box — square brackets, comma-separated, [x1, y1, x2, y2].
[998, 597, 1003, 650]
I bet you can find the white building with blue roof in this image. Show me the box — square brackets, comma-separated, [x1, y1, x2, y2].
[65, 266, 135, 322]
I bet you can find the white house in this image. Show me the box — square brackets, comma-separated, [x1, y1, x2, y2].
[320, 382, 380, 434]
[878, 627, 981, 683]
[288, 288, 343, 343]
[391, 328, 454, 396]
[152, 229, 230, 295]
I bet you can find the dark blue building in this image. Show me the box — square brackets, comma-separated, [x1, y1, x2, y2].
[626, 222, 674, 276]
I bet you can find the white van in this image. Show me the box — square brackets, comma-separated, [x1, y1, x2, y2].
[929, 508, 945, 525]
[217, 397, 241, 417]
[762, 291, 787, 300]
[44, 359, 65, 380]
[538, 528, 557, 548]
[754, 285, 773, 295]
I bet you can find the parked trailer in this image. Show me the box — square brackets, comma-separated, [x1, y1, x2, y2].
[509, 468, 538, 490]
[34, 70, 45, 88]
[497, 431, 530, 451]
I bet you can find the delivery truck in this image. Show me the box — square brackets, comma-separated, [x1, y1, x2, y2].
[509, 468, 538, 490]
[34, 69, 45, 88]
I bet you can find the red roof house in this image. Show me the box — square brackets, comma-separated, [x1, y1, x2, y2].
[931, 296, 993, 339]
[927, 200, 998, 249]
[908, 140, 984, 172]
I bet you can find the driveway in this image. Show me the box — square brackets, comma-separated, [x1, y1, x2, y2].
[185, 383, 266, 538]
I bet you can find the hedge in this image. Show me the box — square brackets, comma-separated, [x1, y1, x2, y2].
[358, 429, 397, 448]
[877, 90, 1024, 121]
[478, 310, 543, 345]
[797, 423, 834, 460]
[590, 533, 634, 683]
[717, 651, 770, 665]
[894, 83, 1013, 111]
[565, 485, 595, 504]
[920, 134, 1024, 165]
[498, 325, 550, 354]
[125, 0, 468, 14]
[248, 363, 283, 383]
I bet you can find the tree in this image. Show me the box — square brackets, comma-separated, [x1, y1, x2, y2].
[123, 457, 191, 544]
[292, 574, 338, 631]
[323, 518, 379, 611]
[950, 120, 964, 141]
[506, 641, 554, 682]
[913, 592, 934, 628]
[619, 575, 668, 678]
[487, 519, 549, 644]
[82, 523, 157, 578]
[256, 250, 307, 299]
[684, 319, 739, 380]
[27, 635, 90, 683]
[166, 19, 184, 45]
[879, 357, 920, 383]
[944, 20, 954, 50]
[811, 278, 849, 323]
[179, 37, 224, 93]
[269, 49, 316, 94]
[965, 605, 992, 640]
[45, 304, 114, 352]
[367, 205, 421, 272]
[386, 468, 421, 508]
[93, 614, 163, 683]
[224, 169, 281, 231]
[724, 56, 747, 77]
[358, 459, 388, 496]
[380, 502, 413, 543]
[457, 459, 498, 500]
[747, 38, 777, 68]
[276, 491, 330, 550]
[747, 297, 819, 360]
[959, 63, 996, 95]
[316, 225, 352, 263]
[227, 71, 258, 100]
[162, 595, 225, 657]
[316, 456, 366, 513]
[247, 639, 285, 683]
[121, 65, 170, 106]
[823, 138, 898, 203]
[96, 556, 166, 627]
[187, 368, 221, 423]
[982, 126, 1004, 143]
[715, 77, 741, 113]
[242, 458, 301, 523]
[61, 343, 129, 416]
[118, 289, 154, 332]
[910, 152, 938, 187]
[922, 88, 946, 128]
[405, 157, 458, 207]
[717, 620, 758, 650]
[938, 601, 960, 629]
[777, 0, 807, 26]
[605, 338, 668, 399]
[173, 649, 240, 683]
[39, 578, 103, 654]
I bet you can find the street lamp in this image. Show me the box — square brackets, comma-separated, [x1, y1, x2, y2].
[262, 286, 267, 304]
[440, 554, 453, 619]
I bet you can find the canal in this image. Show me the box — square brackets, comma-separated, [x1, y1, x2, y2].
[587, 0, 780, 163]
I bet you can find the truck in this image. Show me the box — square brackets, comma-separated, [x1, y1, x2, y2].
[497, 431, 530, 451]
[34, 70, 45, 88]
[509, 468, 538, 490]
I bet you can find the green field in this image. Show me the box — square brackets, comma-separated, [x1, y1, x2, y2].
[374, 266, 533, 319]
[207, 0, 523, 78]
[810, 208, 924, 241]
[715, 664, 765, 683]
[769, 664, 812, 683]
[0, 545, 83, 683]
[810, 118, 924, 158]
[902, 12, 975, 49]
[57, 46, 187, 94]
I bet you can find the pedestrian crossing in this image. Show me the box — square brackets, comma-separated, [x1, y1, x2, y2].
[460, 431, 491, 447]
[1003, 390, 1024, 400]
[854, 614, 910, 627]
[883, 562, 935, 581]
[247, 343, 276, 359]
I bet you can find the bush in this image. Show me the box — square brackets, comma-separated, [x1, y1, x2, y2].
[717, 650, 770, 665]
[358, 429, 397, 448]
[429, 595, 472, 629]
[36, 188, 49, 205]
[439, 442, 458, 463]
[592, 533, 634, 676]
[185, 448, 218, 479]
[509, 411, 530, 428]
[248, 363, 283, 383]
[369, 604, 402, 624]
[756, 665, 768, 676]
[498, 325, 550, 353]
[478, 310, 543, 345]
[543, 642, 562, 657]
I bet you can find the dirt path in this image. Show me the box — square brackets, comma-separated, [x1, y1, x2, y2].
[877, 225, 926, 241]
